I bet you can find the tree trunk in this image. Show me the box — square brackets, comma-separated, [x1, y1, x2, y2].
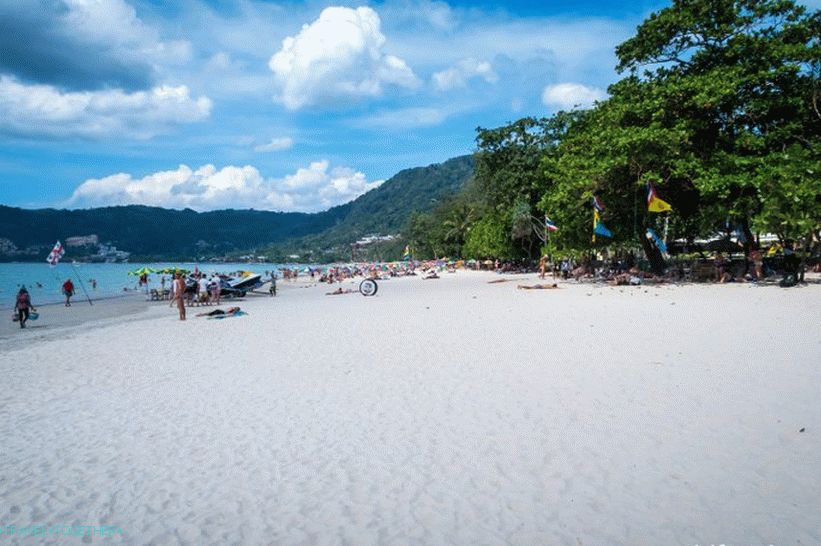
[741, 219, 755, 275]
[799, 229, 812, 283]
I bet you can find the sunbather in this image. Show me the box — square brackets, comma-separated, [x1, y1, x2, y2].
[326, 288, 355, 295]
[196, 306, 241, 317]
[517, 283, 559, 290]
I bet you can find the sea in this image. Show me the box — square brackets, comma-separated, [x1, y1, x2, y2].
[0, 262, 304, 308]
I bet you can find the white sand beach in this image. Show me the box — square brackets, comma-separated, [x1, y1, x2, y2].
[1, 272, 819, 545]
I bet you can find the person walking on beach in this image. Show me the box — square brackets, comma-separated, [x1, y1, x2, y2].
[14, 286, 35, 329]
[210, 274, 221, 305]
[198, 274, 210, 306]
[173, 273, 186, 320]
[62, 279, 75, 306]
[539, 255, 548, 279]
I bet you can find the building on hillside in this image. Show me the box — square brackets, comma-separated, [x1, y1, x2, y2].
[0, 238, 18, 254]
[65, 235, 99, 247]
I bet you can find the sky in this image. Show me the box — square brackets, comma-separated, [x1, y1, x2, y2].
[1, 0, 810, 213]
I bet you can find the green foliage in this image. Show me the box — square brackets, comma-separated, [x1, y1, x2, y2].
[403, 0, 819, 267]
[463, 215, 511, 259]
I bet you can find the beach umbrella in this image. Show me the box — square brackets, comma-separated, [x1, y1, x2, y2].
[157, 267, 190, 275]
[128, 266, 156, 276]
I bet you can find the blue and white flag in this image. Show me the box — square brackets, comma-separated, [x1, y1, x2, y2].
[646, 228, 668, 254]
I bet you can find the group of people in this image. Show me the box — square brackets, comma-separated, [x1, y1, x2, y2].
[167, 272, 223, 320]
[11, 278, 74, 330]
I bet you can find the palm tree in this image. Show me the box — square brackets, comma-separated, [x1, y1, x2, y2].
[442, 203, 477, 256]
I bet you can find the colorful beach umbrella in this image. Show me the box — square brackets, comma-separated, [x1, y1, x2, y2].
[157, 267, 190, 275]
[128, 266, 156, 276]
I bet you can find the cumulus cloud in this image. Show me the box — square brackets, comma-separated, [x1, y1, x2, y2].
[432, 58, 498, 91]
[67, 161, 383, 212]
[0, 0, 190, 91]
[0, 76, 211, 139]
[254, 137, 294, 152]
[268, 6, 420, 109]
[541, 82, 606, 110]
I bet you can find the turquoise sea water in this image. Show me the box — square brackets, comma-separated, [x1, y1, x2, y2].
[0, 262, 301, 308]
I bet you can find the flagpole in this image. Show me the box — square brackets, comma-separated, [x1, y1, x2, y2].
[71, 262, 93, 306]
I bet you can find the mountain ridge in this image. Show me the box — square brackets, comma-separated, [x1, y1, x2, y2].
[0, 155, 474, 262]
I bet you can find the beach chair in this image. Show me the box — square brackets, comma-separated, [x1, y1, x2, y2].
[149, 289, 161, 301]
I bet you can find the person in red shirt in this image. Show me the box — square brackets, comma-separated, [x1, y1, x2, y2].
[62, 279, 75, 307]
[14, 286, 36, 328]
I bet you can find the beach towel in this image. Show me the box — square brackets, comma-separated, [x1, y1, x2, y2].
[207, 311, 248, 320]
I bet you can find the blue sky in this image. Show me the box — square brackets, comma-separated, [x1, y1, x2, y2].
[0, 0, 811, 212]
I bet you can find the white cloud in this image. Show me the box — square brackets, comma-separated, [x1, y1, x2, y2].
[432, 58, 498, 91]
[0, 0, 191, 90]
[0, 76, 211, 139]
[541, 82, 606, 110]
[358, 106, 449, 129]
[68, 161, 383, 212]
[268, 6, 420, 109]
[254, 137, 294, 152]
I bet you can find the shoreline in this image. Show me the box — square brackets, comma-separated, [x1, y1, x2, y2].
[3, 270, 820, 345]
[0, 293, 158, 343]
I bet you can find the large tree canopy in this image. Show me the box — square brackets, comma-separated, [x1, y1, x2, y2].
[404, 0, 819, 268]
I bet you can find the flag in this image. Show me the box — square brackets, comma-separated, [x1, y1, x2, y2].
[46, 240, 65, 266]
[544, 216, 558, 232]
[647, 183, 672, 212]
[403, 245, 411, 261]
[591, 195, 606, 213]
[646, 228, 668, 254]
[593, 210, 612, 238]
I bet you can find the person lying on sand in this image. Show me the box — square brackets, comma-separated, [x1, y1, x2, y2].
[423, 271, 439, 279]
[326, 288, 356, 295]
[610, 274, 642, 286]
[196, 306, 241, 317]
[487, 279, 509, 284]
[517, 283, 559, 290]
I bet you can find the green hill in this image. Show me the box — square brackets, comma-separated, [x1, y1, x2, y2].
[0, 155, 474, 262]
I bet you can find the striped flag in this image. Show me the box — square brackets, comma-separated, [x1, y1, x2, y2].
[46, 240, 65, 266]
[593, 210, 612, 239]
[647, 183, 672, 212]
[646, 228, 668, 254]
[544, 216, 558, 232]
[592, 195, 606, 213]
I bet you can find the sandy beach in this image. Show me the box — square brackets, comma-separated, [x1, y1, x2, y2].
[1, 271, 819, 545]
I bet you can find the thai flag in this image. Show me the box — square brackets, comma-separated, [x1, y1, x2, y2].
[592, 195, 605, 212]
[544, 216, 558, 232]
[46, 240, 65, 266]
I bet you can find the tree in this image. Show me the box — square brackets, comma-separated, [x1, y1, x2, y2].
[615, 0, 820, 256]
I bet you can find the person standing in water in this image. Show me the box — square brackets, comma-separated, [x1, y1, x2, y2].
[173, 273, 186, 321]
